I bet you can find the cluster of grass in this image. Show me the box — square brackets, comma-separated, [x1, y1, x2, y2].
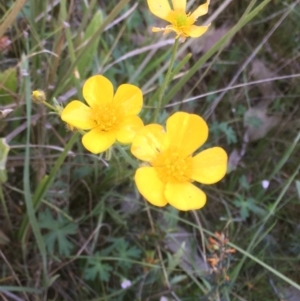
[1, 0, 300, 300]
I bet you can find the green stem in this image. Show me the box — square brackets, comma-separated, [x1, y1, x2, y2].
[42, 101, 58, 112]
[153, 38, 179, 122]
[22, 52, 48, 284]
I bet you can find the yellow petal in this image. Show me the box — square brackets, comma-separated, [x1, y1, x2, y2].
[82, 75, 114, 108]
[166, 112, 208, 157]
[82, 128, 116, 154]
[147, 0, 172, 21]
[191, 147, 227, 184]
[190, 0, 210, 19]
[165, 182, 206, 211]
[116, 115, 144, 144]
[61, 100, 96, 129]
[131, 124, 168, 162]
[171, 0, 186, 12]
[184, 24, 210, 38]
[135, 167, 168, 207]
[113, 84, 143, 115]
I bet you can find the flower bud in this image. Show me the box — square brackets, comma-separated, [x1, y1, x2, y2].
[32, 90, 46, 103]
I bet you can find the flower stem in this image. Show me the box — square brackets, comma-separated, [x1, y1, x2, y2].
[42, 101, 58, 113]
[153, 38, 179, 122]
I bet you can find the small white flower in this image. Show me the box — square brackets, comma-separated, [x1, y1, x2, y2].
[160, 297, 169, 301]
[262, 180, 270, 189]
[121, 279, 132, 289]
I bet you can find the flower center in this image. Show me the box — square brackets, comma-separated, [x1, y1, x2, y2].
[168, 10, 195, 30]
[91, 103, 121, 132]
[152, 149, 192, 183]
[175, 13, 188, 27]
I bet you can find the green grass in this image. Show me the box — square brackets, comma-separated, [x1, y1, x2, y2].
[0, 0, 300, 300]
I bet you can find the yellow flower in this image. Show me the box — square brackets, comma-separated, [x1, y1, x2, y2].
[147, 0, 210, 40]
[131, 112, 227, 211]
[61, 75, 144, 154]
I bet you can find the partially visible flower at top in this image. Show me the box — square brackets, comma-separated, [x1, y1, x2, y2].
[61, 75, 144, 154]
[147, 0, 210, 41]
[32, 90, 46, 103]
[131, 112, 227, 211]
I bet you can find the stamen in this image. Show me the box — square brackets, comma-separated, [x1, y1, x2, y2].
[92, 104, 121, 132]
[153, 149, 192, 183]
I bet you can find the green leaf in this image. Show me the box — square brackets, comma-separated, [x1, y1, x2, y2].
[38, 209, 77, 256]
[110, 238, 141, 269]
[163, 206, 179, 229]
[0, 68, 17, 104]
[84, 254, 113, 282]
[233, 196, 266, 220]
[239, 175, 250, 190]
[210, 122, 237, 145]
[0, 138, 9, 183]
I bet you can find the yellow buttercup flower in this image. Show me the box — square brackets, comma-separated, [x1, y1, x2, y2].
[131, 112, 227, 211]
[147, 0, 210, 41]
[61, 75, 144, 154]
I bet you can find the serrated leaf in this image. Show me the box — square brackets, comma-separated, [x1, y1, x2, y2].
[0, 68, 17, 104]
[38, 209, 77, 256]
[239, 175, 250, 190]
[109, 238, 141, 269]
[233, 196, 266, 219]
[84, 254, 113, 282]
[211, 122, 237, 145]
[233, 197, 250, 219]
[163, 206, 179, 228]
[167, 242, 186, 273]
